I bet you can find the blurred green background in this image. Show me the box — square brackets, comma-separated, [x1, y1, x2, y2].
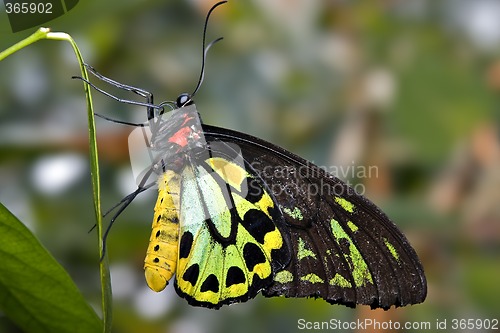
[1, 0, 500, 332]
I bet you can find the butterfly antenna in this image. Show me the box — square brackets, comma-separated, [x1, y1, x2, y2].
[190, 0, 227, 98]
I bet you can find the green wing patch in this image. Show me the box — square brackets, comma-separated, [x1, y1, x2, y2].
[330, 219, 373, 287]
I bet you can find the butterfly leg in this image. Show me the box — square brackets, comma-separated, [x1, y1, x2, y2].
[84, 63, 153, 100]
[100, 167, 157, 260]
[72, 63, 168, 124]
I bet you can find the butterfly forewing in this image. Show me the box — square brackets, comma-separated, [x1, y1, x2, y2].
[203, 124, 427, 309]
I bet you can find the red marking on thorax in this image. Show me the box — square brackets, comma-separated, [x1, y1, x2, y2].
[168, 127, 192, 147]
[180, 115, 194, 127]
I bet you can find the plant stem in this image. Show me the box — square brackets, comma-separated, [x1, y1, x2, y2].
[0, 27, 111, 333]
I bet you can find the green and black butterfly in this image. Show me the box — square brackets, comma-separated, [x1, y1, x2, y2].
[82, 1, 426, 310]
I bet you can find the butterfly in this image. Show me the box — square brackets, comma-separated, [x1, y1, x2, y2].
[81, 0, 426, 310]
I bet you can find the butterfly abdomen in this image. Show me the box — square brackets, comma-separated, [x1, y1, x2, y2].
[144, 171, 181, 292]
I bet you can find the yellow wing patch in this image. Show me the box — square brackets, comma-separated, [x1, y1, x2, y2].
[208, 157, 247, 192]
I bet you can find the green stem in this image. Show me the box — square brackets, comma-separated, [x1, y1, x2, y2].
[0, 28, 111, 333]
[0, 28, 50, 60]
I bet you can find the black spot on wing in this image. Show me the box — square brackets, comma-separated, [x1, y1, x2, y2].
[226, 266, 246, 287]
[200, 274, 219, 293]
[244, 177, 264, 203]
[179, 232, 193, 259]
[243, 243, 266, 271]
[182, 264, 199, 286]
[240, 209, 275, 244]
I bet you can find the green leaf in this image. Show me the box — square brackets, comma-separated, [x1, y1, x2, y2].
[0, 203, 102, 333]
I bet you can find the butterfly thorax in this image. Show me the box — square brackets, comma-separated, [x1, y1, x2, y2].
[149, 104, 207, 174]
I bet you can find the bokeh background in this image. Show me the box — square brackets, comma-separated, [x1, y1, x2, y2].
[1, 0, 500, 332]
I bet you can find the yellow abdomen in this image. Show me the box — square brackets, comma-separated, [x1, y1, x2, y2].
[144, 171, 180, 292]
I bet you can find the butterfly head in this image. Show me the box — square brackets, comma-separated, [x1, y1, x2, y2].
[176, 93, 194, 108]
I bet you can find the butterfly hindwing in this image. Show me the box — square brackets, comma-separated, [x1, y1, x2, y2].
[173, 147, 290, 308]
[203, 124, 427, 309]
